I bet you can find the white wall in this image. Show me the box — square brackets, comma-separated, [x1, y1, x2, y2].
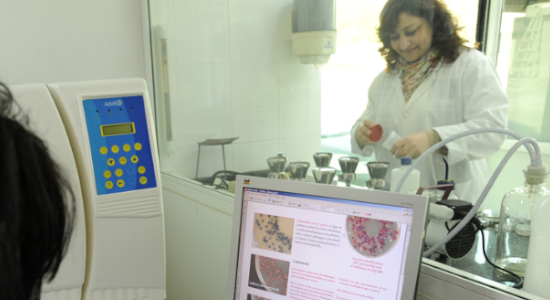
[162, 175, 234, 300]
[149, 0, 322, 179]
[148, 2, 324, 299]
[0, 1, 147, 85]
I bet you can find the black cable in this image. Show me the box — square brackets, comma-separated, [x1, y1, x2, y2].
[443, 157, 449, 181]
[467, 215, 524, 289]
[479, 229, 524, 288]
[208, 170, 243, 190]
[210, 170, 242, 182]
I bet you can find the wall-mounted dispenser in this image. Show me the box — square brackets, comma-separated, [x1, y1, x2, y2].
[291, 0, 336, 64]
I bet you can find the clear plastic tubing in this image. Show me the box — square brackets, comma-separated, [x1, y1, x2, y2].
[392, 128, 542, 257]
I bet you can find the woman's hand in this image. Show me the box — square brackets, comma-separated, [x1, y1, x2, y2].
[391, 131, 430, 159]
[355, 119, 375, 148]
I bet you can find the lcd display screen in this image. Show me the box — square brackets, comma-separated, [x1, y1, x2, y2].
[101, 123, 135, 136]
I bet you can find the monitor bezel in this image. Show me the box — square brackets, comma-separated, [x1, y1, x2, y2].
[226, 175, 429, 300]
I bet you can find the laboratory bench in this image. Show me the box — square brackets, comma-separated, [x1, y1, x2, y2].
[430, 226, 524, 287]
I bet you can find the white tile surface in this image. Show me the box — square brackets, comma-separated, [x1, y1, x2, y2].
[171, 145, 235, 179]
[231, 63, 279, 144]
[228, 0, 292, 63]
[278, 64, 322, 139]
[278, 64, 321, 95]
[279, 95, 321, 139]
[174, 64, 232, 150]
[173, 0, 229, 64]
[279, 136, 321, 167]
[232, 140, 279, 172]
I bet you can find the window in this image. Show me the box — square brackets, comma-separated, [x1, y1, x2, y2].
[148, 0, 549, 299]
[496, 1, 550, 142]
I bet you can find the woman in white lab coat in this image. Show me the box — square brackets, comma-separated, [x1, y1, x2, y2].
[351, 0, 509, 203]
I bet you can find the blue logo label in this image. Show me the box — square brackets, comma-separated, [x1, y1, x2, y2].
[105, 100, 123, 107]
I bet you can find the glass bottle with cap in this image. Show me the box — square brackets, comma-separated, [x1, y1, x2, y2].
[494, 164, 550, 276]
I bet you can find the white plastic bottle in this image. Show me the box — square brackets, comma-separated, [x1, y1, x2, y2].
[523, 196, 550, 297]
[390, 156, 420, 194]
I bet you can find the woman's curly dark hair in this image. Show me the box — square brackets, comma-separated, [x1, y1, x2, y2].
[377, 0, 468, 71]
[0, 82, 75, 300]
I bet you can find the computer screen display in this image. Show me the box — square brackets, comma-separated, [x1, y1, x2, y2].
[227, 176, 428, 300]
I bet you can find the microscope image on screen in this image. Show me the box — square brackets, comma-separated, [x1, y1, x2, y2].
[252, 213, 294, 254]
[247, 294, 272, 300]
[346, 216, 401, 258]
[248, 255, 290, 296]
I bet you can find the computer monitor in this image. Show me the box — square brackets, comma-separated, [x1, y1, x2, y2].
[226, 176, 429, 300]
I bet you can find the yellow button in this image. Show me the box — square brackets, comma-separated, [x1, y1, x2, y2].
[135, 142, 142, 151]
[123, 144, 131, 152]
[139, 176, 148, 185]
[117, 179, 125, 188]
[115, 169, 123, 177]
[104, 170, 112, 179]
[131, 155, 139, 164]
[100, 146, 108, 155]
[111, 145, 120, 154]
[106, 181, 114, 189]
[138, 166, 146, 174]
[107, 158, 115, 166]
[119, 156, 127, 165]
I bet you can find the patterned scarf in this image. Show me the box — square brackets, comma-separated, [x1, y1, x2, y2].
[397, 48, 438, 102]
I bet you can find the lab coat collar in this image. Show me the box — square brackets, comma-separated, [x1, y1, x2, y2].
[391, 74, 406, 110]
[391, 60, 443, 111]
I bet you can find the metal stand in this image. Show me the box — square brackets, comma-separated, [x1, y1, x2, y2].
[195, 137, 238, 179]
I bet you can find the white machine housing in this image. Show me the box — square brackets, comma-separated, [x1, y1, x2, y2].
[48, 79, 165, 300]
[10, 84, 87, 300]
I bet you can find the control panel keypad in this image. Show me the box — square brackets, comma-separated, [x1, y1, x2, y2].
[97, 143, 150, 189]
[107, 158, 115, 166]
[117, 179, 125, 188]
[84, 96, 157, 195]
[138, 166, 146, 174]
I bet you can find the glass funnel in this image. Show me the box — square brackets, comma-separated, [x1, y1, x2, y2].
[313, 152, 333, 167]
[267, 152, 289, 180]
[494, 165, 550, 276]
[288, 162, 310, 182]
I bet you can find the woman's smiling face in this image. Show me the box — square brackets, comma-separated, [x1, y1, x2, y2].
[390, 13, 433, 63]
